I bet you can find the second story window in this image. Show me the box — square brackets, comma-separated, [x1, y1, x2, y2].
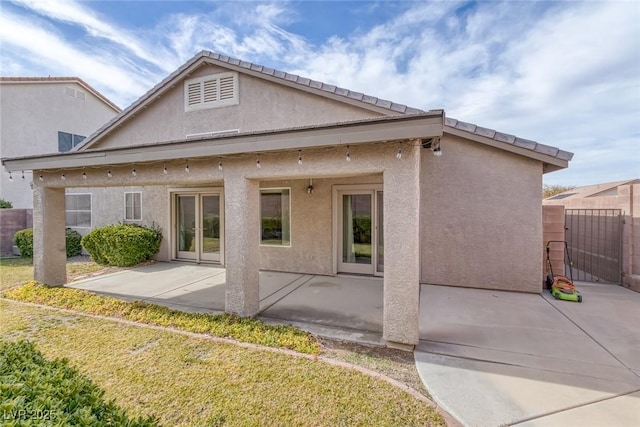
[58, 131, 85, 152]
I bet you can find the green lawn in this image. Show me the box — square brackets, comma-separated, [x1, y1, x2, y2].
[0, 258, 105, 291]
[1, 301, 445, 426]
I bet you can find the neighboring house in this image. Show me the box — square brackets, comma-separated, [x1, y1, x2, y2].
[2, 51, 573, 347]
[0, 77, 120, 209]
[544, 179, 640, 290]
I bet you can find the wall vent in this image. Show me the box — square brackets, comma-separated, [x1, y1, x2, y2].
[184, 72, 239, 111]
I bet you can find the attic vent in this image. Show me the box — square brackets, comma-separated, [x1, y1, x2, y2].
[76, 90, 86, 100]
[185, 72, 239, 111]
[65, 87, 75, 97]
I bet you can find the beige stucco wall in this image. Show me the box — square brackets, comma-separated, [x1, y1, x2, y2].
[59, 155, 386, 272]
[0, 82, 117, 208]
[90, 64, 383, 150]
[65, 185, 170, 258]
[420, 133, 543, 292]
[259, 175, 382, 275]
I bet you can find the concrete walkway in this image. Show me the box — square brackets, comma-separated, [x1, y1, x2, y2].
[415, 282, 640, 427]
[69, 262, 385, 344]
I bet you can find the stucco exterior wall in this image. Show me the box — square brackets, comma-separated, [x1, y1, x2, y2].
[259, 175, 382, 275]
[65, 185, 170, 259]
[0, 82, 117, 208]
[420, 133, 543, 292]
[90, 64, 382, 150]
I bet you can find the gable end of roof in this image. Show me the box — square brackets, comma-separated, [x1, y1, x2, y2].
[0, 76, 121, 112]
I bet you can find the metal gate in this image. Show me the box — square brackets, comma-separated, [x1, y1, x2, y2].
[564, 209, 623, 283]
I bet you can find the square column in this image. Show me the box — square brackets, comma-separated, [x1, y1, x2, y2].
[33, 186, 67, 286]
[383, 143, 421, 347]
[223, 175, 260, 316]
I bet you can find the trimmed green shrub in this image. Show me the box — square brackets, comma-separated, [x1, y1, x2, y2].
[0, 198, 12, 208]
[13, 228, 34, 258]
[81, 223, 162, 267]
[65, 228, 83, 257]
[0, 340, 157, 426]
[13, 228, 83, 258]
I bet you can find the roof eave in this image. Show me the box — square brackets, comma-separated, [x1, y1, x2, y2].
[3, 113, 443, 172]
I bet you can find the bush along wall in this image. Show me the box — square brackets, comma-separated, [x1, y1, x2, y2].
[13, 228, 82, 258]
[81, 223, 162, 267]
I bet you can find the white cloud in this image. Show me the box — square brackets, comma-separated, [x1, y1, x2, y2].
[11, 0, 176, 72]
[0, 9, 152, 106]
[1, 0, 637, 185]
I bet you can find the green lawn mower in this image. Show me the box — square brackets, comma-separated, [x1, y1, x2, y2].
[545, 241, 582, 303]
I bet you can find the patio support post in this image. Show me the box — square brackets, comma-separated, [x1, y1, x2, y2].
[223, 175, 260, 316]
[33, 186, 67, 286]
[383, 142, 421, 348]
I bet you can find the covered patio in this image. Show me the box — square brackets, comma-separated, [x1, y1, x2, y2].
[69, 262, 385, 344]
[4, 113, 443, 349]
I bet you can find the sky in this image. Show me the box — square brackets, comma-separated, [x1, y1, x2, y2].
[0, 0, 638, 186]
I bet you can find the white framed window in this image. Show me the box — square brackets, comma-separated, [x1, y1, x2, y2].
[124, 192, 142, 222]
[184, 72, 239, 111]
[260, 188, 291, 246]
[65, 194, 92, 229]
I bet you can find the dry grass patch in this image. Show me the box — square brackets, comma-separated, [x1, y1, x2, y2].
[0, 258, 106, 291]
[1, 301, 445, 426]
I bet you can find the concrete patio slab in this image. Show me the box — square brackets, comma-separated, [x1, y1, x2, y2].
[68, 263, 384, 342]
[260, 274, 383, 333]
[415, 283, 640, 427]
[70, 263, 225, 298]
[515, 391, 640, 427]
[414, 351, 639, 427]
[542, 282, 640, 372]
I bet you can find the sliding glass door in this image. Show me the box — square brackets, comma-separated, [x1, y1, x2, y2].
[337, 187, 383, 275]
[175, 192, 222, 263]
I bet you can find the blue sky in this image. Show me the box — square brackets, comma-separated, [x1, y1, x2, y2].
[1, 0, 638, 186]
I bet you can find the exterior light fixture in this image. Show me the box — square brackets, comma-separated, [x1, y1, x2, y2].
[346, 145, 351, 162]
[61, 173, 66, 180]
[8, 172, 13, 182]
[396, 148, 402, 159]
[184, 161, 190, 173]
[39, 175, 44, 181]
[256, 155, 261, 168]
[298, 150, 303, 165]
[107, 170, 112, 178]
[163, 164, 168, 175]
[132, 168, 137, 176]
[82, 171, 87, 179]
[306, 178, 314, 194]
[21, 171, 25, 180]
[218, 161, 223, 171]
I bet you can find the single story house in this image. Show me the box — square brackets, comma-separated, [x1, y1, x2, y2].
[2, 51, 573, 348]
